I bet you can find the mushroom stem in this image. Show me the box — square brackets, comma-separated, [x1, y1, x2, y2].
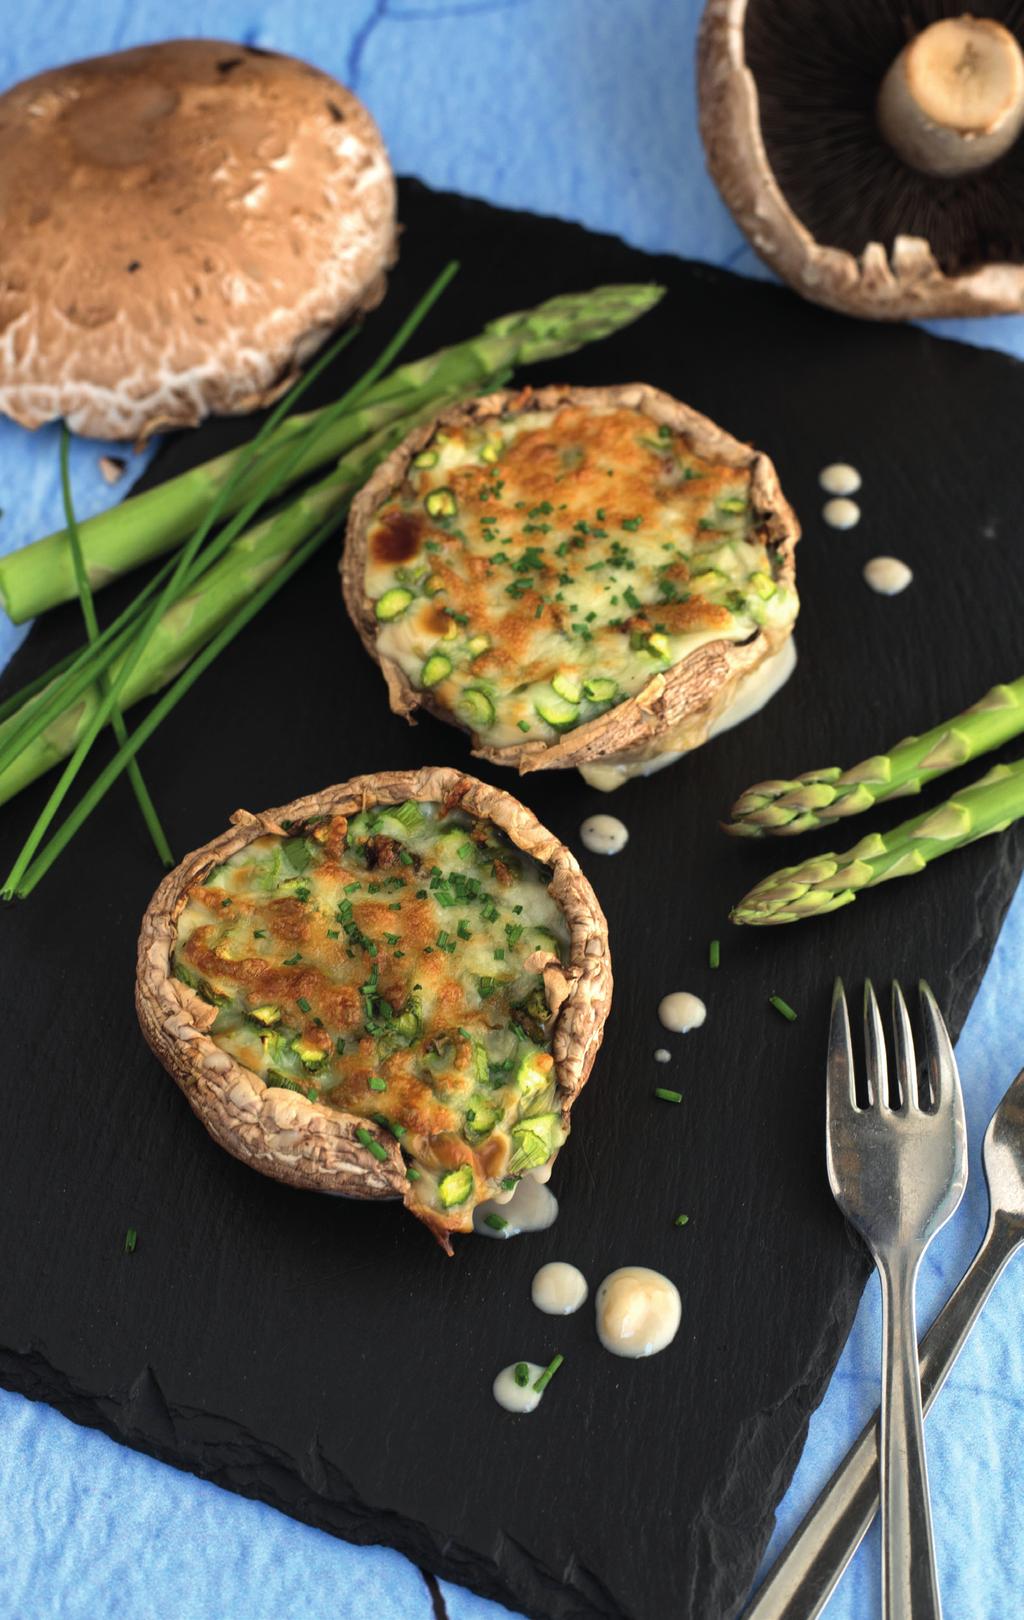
[877, 15, 1024, 177]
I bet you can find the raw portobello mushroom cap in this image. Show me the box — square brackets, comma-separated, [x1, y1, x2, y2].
[699, 2, 1024, 319]
[136, 768, 612, 1252]
[341, 382, 799, 786]
[0, 39, 397, 439]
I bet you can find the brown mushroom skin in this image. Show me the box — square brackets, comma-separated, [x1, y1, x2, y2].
[698, 0, 1024, 320]
[135, 768, 612, 1254]
[0, 41, 397, 440]
[341, 383, 799, 776]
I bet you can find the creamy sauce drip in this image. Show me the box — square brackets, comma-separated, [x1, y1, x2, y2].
[474, 1175, 559, 1238]
[596, 1267, 682, 1358]
[579, 814, 629, 855]
[863, 556, 913, 596]
[819, 463, 861, 496]
[658, 992, 706, 1033]
[493, 1362, 546, 1413]
[532, 1262, 589, 1315]
[822, 497, 861, 530]
[654, 1048, 672, 1063]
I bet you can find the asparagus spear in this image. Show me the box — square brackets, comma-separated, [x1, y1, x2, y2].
[0, 283, 664, 623]
[730, 758, 1024, 926]
[0, 391, 466, 808]
[724, 679, 1024, 836]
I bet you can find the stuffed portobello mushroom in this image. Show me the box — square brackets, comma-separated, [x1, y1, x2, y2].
[342, 383, 800, 788]
[136, 768, 611, 1252]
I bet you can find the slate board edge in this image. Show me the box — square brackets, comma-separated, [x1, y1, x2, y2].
[0, 177, 1021, 1620]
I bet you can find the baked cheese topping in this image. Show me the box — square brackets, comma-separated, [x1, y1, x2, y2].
[173, 801, 568, 1237]
[364, 404, 797, 750]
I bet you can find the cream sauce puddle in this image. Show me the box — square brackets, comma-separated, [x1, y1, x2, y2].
[596, 1267, 681, 1358]
[579, 814, 629, 855]
[864, 556, 913, 595]
[493, 1362, 547, 1413]
[658, 992, 706, 1033]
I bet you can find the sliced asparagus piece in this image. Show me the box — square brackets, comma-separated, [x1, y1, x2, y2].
[724, 678, 1024, 837]
[0, 284, 664, 622]
[731, 758, 1024, 926]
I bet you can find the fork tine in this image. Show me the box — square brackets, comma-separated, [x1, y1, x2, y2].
[827, 978, 857, 1120]
[918, 980, 963, 1121]
[891, 979, 918, 1111]
[862, 980, 886, 1111]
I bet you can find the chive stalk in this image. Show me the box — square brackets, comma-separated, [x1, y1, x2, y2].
[769, 995, 798, 1022]
[532, 1354, 564, 1395]
[654, 1087, 682, 1104]
[60, 428, 173, 869]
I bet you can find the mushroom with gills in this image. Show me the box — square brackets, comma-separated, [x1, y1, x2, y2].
[698, 1, 1024, 318]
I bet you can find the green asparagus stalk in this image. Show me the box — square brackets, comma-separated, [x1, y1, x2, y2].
[0, 283, 664, 623]
[724, 679, 1024, 837]
[0, 388, 470, 809]
[730, 758, 1024, 926]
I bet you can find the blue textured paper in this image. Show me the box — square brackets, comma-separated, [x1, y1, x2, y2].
[0, 5, 1021, 1617]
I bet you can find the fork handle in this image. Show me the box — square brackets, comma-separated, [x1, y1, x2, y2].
[744, 1216, 1019, 1620]
[879, 1250, 942, 1620]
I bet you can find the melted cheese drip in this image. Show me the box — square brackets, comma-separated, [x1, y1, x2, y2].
[474, 1176, 559, 1238]
[532, 1262, 588, 1315]
[596, 1267, 681, 1358]
[658, 992, 706, 1033]
[863, 556, 913, 595]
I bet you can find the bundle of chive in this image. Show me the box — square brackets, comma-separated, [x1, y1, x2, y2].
[0, 269, 664, 898]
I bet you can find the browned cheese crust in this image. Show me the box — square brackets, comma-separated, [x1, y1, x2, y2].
[135, 767, 611, 1252]
[341, 382, 799, 774]
[0, 40, 398, 439]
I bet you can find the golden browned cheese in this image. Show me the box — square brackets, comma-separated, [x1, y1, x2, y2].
[364, 404, 797, 750]
[172, 801, 569, 1238]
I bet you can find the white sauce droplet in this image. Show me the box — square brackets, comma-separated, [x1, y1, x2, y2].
[474, 1176, 559, 1239]
[863, 556, 913, 596]
[596, 1267, 682, 1358]
[819, 462, 862, 496]
[493, 1362, 546, 1413]
[580, 813, 629, 856]
[654, 1048, 672, 1063]
[532, 1262, 589, 1316]
[658, 992, 706, 1033]
[822, 497, 861, 530]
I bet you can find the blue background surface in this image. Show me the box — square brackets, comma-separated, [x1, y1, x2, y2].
[1, 4, 1022, 1617]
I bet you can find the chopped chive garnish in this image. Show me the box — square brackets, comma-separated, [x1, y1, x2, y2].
[326, 928, 340, 938]
[355, 1126, 389, 1163]
[769, 994, 798, 1022]
[484, 1213, 508, 1231]
[407, 1166, 421, 1181]
[517, 719, 531, 732]
[532, 1354, 564, 1395]
[654, 1087, 682, 1104]
[368, 1075, 388, 1093]
[390, 1121, 407, 1138]
[253, 929, 266, 939]
[709, 938, 720, 969]
[345, 881, 361, 894]
[123, 1227, 137, 1254]
[296, 996, 311, 1013]
[283, 952, 302, 966]
[457, 919, 472, 940]
[501, 1176, 518, 1191]
[674, 1213, 690, 1227]
[514, 1362, 531, 1387]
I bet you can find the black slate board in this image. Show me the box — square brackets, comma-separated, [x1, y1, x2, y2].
[1, 180, 1023, 1620]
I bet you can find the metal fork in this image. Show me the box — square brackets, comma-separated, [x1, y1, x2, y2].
[747, 1058, 1024, 1620]
[825, 979, 967, 1620]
